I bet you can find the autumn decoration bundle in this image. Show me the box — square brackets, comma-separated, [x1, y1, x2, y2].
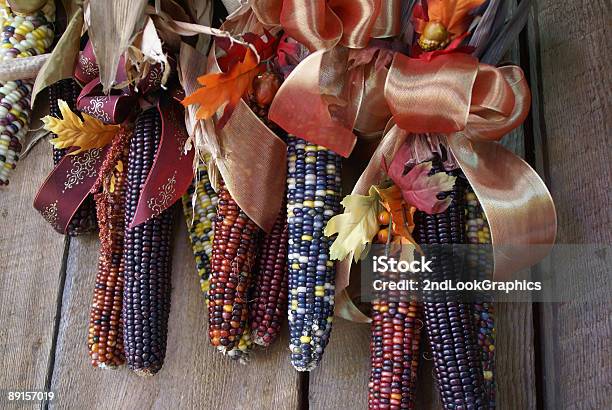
[1, 0, 556, 408]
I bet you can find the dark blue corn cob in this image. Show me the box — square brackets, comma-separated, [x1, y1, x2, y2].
[182, 160, 218, 301]
[466, 189, 496, 409]
[286, 135, 342, 371]
[122, 108, 174, 376]
[48, 78, 98, 236]
[414, 159, 486, 409]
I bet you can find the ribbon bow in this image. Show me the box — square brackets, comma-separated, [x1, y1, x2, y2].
[34, 41, 194, 234]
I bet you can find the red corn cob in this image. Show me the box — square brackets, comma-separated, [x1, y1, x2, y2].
[369, 300, 422, 409]
[209, 185, 261, 358]
[87, 131, 131, 368]
[249, 203, 288, 347]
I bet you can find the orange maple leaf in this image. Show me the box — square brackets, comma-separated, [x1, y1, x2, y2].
[182, 48, 264, 128]
[427, 0, 486, 35]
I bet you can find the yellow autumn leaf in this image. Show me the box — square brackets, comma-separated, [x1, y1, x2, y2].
[325, 186, 382, 262]
[42, 99, 121, 155]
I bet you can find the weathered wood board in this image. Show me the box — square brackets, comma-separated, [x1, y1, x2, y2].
[528, 0, 612, 408]
[48, 214, 301, 410]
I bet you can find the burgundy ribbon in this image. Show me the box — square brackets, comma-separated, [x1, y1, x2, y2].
[35, 41, 193, 233]
[34, 146, 109, 234]
[130, 95, 194, 228]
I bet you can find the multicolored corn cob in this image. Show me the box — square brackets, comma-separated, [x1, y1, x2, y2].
[286, 135, 342, 371]
[0, 0, 54, 185]
[249, 202, 288, 347]
[122, 108, 174, 376]
[182, 161, 218, 300]
[48, 78, 98, 235]
[209, 185, 260, 360]
[413, 159, 486, 409]
[368, 214, 423, 409]
[368, 300, 422, 409]
[466, 189, 496, 409]
[88, 145, 129, 369]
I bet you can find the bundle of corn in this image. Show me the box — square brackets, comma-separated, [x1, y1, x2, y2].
[122, 108, 174, 376]
[87, 137, 130, 369]
[48, 78, 98, 235]
[413, 159, 486, 409]
[465, 189, 496, 409]
[209, 185, 260, 360]
[368, 210, 422, 409]
[0, 0, 54, 185]
[182, 161, 218, 300]
[286, 136, 342, 371]
[249, 202, 288, 347]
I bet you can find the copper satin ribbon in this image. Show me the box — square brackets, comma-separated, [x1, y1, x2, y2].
[250, 0, 401, 51]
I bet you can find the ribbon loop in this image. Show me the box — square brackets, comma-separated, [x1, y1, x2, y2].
[276, 0, 399, 51]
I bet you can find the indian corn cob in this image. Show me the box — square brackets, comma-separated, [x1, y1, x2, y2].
[182, 161, 218, 300]
[368, 212, 423, 409]
[249, 202, 288, 347]
[466, 189, 496, 409]
[413, 158, 486, 409]
[369, 300, 422, 409]
[48, 78, 98, 235]
[87, 139, 129, 369]
[286, 135, 342, 371]
[209, 185, 260, 360]
[122, 108, 174, 376]
[0, 0, 54, 185]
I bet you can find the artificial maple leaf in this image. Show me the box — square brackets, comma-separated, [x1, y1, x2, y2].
[388, 153, 457, 214]
[182, 48, 264, 129]
[43, 99, 121, 155]
[325, 186, 382, 262]
[425, 0, 486, 36]
[374, 184, 417, 245]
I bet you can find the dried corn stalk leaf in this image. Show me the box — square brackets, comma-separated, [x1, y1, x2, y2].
[31, 7, 83, 105]
[43, 100, 121, 155]
[89, 0, 148, 93]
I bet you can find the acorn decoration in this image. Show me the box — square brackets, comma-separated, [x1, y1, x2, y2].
[418, 21, 451, 51]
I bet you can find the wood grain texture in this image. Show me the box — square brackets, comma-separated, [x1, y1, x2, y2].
[0, 127, 68, 398]
[529, 0, 611, 408]
[49, 211, 301, 410]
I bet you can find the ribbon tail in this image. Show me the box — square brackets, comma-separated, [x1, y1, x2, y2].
[335, 289, 371, 323]
[34, 147, 109, 234]
[449, 134, 557, 280]
[216, 99, 287, 233]
[130, 96, 195, 228]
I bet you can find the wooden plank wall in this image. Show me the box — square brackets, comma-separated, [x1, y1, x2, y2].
[0, 1, 609, 409]
[527, 0, 612, 408]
